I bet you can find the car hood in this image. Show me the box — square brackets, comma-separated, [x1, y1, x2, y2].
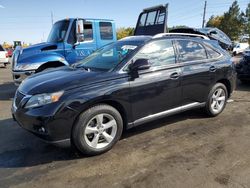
[17, 42, 59, 61]
[18, 66, 114, 95]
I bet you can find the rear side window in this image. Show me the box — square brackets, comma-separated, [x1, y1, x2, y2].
[176, 40, 207, 62]
[99, 22, 113, 40]
[133, 39, 176, 67]
[205, 46, 221, 59]
[0, 45, 4, 51]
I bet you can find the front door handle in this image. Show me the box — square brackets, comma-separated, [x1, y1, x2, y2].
[209, 66, 217, 72]
[170, 72, 180, 79]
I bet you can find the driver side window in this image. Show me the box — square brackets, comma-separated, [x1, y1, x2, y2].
[133, 39, 176, 67]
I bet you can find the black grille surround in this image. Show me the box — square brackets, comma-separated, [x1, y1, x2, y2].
[15, 91, 25, 107]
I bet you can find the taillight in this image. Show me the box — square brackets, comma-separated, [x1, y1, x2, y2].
[5, 52, 8, 58]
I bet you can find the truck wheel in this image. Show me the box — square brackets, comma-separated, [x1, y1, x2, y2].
[204, 83, 228, 117]
[72, 104, 123, 156]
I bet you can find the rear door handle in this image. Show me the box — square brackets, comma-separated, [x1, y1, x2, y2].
[170, 72, 180, 79]
[209, 66, 217, 72]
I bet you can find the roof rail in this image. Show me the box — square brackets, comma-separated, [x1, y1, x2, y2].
[153, 33, 210, 40]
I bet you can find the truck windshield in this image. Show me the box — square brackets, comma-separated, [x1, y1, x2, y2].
[47, 20, 70, 43]
[74, 40, 142, 71]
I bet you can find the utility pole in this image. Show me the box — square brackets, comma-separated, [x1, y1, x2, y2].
[165, 3, 169, 33]
[51, 11, 54, 26]
[202, 1, 207, 28]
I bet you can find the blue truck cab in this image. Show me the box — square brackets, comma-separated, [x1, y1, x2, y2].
[12, 18, 117, 85]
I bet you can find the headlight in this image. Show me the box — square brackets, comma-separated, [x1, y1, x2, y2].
[25, 91, 64, 109]
[15, 63, 42, 71]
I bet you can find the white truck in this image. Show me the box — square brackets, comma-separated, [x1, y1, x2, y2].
[0, 44, 9, 67]
[233, 36, 250, 56]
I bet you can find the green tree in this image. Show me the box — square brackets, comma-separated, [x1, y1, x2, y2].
[206, 15, 224, 28]
[168, 25, 188, 31]
[219, 1, 245, 41]
[116, 27, 134, 40]
[243, 3, 250, 44]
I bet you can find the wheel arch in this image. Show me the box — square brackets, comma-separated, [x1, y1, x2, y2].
[72, 99, 128, 132]
[36, 61, 66, 73]
[216, 79, 231, 98]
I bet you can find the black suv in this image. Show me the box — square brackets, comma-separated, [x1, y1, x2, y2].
[12, 35, 236, 155]
[236, 49, 250, 83]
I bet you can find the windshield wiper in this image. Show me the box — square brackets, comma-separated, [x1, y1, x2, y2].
[78, 65, 91, 72]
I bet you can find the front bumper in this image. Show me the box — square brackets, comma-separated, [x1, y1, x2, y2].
[12, 100, 78, 145]
[12, 70, 35, 86]
[0, 58, 9, 64]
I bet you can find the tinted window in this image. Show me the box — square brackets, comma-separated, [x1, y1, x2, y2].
[0, 45, 4, 51]
[67, 21, 76, 44]
[156, 10, 165, 24]
[84, 22, 93, 41]
[139, 13, 147, 26]
[47, 20, 69, 43]
[146, 11, 157, 26]
[100, 22, 113, 40]
[176, 40, 207, 62]
[67, 21, 93, 44]
[133, 39, 175, 67]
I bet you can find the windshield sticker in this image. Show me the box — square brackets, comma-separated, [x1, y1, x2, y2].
[121, 45, 138, 51]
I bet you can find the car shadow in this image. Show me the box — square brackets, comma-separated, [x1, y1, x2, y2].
[0, 118, 80, 169]
[0, 108, 208, 168]
[0, 82, 17, 101]
[123, 108, 209, 139]
[235, 80, 250, 92]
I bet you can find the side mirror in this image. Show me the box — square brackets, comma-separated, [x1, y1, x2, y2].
[76, 19, 85, 43]
[129, 58, 151, 72]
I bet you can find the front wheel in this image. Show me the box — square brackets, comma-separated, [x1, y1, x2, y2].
[72, 104, 123, 156]
[205, 83, 228, 117]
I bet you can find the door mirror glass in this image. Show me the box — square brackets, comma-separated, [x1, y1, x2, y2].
[76, 19, 84, 42]
[129, 58, 151, 71]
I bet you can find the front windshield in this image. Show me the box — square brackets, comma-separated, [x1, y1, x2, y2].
[47, 20, 70, 43]
[74, 40, 143, 71]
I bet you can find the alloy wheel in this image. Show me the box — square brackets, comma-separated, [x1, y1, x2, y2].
[210, 88, 226, 114]
[84, 113, 117, 149]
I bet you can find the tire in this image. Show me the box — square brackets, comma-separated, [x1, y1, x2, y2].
[72, 104, 123, 156]
[204, 83, 228, 117]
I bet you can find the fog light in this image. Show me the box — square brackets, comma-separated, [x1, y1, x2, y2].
[38, 127, 46, 133]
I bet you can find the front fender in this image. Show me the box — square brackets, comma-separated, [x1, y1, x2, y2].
[18, 52, 69, 68]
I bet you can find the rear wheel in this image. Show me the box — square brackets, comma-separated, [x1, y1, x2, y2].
[205, 83, 228, 117]
[72, 104, 123, 156]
